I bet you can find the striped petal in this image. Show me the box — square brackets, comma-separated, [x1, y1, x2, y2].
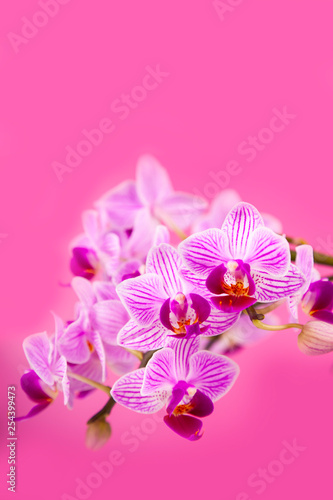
[205, 309, 240, 335]
[116, 273, 167, 326]
[111, 369, 167, 413]
[146, 244, 183, 296]
[117, 319, 169, 351]
[221, 202, 264, 259]
[245, 227, 290, 275]
[53, 355, 69, 405]
[104, 345, 139, 375]
[179, 228, 229, 277]
[23, 333, 54, 386]
[89, 330, 106, 380]
[289, 244, 314, 318]
[169, 336, 200, 380]
[142, 349, 177, 395]
[187, 351, 240, 401]
[92, 281, 118, 301]
[58, 317, 91, 365]
[72, 276, 96, 308]
[253, 265, 305, 302]
[298, 321, 333, 355]
[91, 300, 129, 345]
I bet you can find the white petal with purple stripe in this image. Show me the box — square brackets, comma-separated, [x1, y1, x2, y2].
[187, 351, 240, 401]
[221, 202, 264, 259]
[111, 369, 167, 414]
[146, 244, 183, 296]
[116, 273, 168, 326]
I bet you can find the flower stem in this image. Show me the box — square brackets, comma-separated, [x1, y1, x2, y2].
[67, 372, 111, 395]
[87, 397, 117, 424]
[157, 212, 188, 240]
[252, 319, 302, 331]
[286, 236, 308, 245]
[125, 348, 144, 361]
[290, 249, 333, 267]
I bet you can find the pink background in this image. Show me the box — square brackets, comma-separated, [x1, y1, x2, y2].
[1, 1, 333, 499]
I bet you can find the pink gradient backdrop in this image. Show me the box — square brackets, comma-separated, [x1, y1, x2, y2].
[1, 1, 333, 499]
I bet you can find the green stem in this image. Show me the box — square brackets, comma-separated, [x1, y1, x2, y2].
[87, 397, 117, 424]
[286, 236, 308, 245]
[67, 372, 111, 395]
[252, 319, 302, 331]
[290, 249, 333, 267]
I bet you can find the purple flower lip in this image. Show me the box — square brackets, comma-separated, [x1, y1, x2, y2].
[70, 247, 98, 280]
[159, 293, 211, 336]
[207, 260, 255, 296]
[211, 295, 257, 313]
[16, 370, 57, 421]
[302, 280, 333, 324]
[164, 383, 214, 441]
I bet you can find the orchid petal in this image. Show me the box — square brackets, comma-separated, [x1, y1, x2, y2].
[163, 414, 203, 441]
[23, 332, 54, 386]
[96, 180, 142, 228]
[296, 245, 314, 286]
[116, 273, 167, 326]
[179, 228, 229, 276]
[186, 390, 214, 418]
[92, 281, 118, 301]
[91, 300, 129, 345]
[187, 351, 239, 401]
[142, 349, 177, 395]
[146, 244, 183, 296]
[136, 155, 173, 205]
[111, 369, 167, 413]
[261, 212, 283, 234]
[221, 202, 264, 259]
[204, 309, 240, 335]
[59, 318, 91, 365]
[20, 370, 56, 403]
[157, 192, 207, 230]
[169, 336, 200, 380]
[117, 319, 169, 351]
[70, 247, 97, 280]
[124, 207, 158, 259]
[104, 344, 139, 375]
[253, 265, 305, 302]
[245, 227, 290, 275]
[194, 189, 241, 232]
[82, 209, 101, 244]
[71, 276, 96, 308]
[16, 402, 52, 421]
[53, 355, 69, 405]
[289, 244, 314, 318]
[89, 330, 106, 380]
[153, 225, 170, 246]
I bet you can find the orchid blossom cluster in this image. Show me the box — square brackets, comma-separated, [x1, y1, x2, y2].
[18, 155, 333, 446]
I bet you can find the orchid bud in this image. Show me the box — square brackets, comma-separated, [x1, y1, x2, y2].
[85, 417, 112, 450]
[297, 320, 333, 356]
